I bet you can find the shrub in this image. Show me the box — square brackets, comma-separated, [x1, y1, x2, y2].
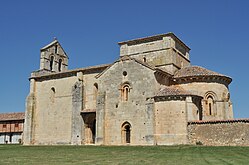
[196, 141, 203, 145]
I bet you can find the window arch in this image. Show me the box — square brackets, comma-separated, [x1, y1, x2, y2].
[207, 96, 214, 115]
[55, 45, 58, 54]
[143, 57, 146, 63]
[50, 87, 56, 103]
[58, 59, 62, 72]
[94, 83, 98, 94]
[50, 56, 54, 71]
[93, 83, 98, 108]
[121, 122, 131, 144]
[121, 84, 130, 101]
[204, 92, 217, 116]
[51, 87, 55, 93]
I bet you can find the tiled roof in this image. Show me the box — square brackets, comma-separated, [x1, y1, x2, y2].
[188, 119, 249, 125]
[174, 66, 230, 79]
[0, 112, 25, 121]
[31, 63, 110, 79]
[156, 86, 196, 97]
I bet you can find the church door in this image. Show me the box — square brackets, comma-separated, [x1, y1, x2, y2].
[82, 113, 96, 144]
[122, 122, 131, 144]
[125, 125, 131, 143]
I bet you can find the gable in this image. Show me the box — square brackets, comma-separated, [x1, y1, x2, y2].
[41, 39, 68, 58]
[96, 56, 155, 79]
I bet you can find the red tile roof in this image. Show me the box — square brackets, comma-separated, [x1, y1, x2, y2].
[174, 66, 230, 79]
[0, 112, 25, 121]
[156, 86, 197, 97]
[188, 119, 249, 125]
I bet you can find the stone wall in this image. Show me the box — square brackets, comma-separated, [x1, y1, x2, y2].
[188, 120, 249, 146]
[83, 72, 100, 110]
[119, 35, 190, 75]
[31, 76, 79, 145]
[176, 82, 233, 120]
[154, 99, 189, 145]
[97, 59, 158, 145]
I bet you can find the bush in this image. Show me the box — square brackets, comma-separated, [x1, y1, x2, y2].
[196, 141, 203, 145]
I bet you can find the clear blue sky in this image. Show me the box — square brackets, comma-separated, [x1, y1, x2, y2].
[0, 0, 248, 118]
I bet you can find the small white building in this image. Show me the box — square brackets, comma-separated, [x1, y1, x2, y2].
[0, 112, 24, 144]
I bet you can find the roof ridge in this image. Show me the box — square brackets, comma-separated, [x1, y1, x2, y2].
[118, 32, 190, 50]
[40, 40, 58, 50]
[96, 56, 157, 79]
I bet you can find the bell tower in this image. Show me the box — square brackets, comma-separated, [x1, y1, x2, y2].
[39, 38, 68, 73]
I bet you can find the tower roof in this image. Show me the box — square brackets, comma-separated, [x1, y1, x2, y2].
[40, 39, 68, 58]
[40, 39, 58, 50]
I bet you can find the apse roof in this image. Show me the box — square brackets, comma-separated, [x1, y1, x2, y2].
[174, 66, 231, 79]
[156, 86, 198, 97]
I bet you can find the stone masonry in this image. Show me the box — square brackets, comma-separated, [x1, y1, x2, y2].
[188, 120, 249, 146]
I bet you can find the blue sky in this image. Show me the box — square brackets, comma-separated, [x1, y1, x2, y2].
[0, 0, 248, 118]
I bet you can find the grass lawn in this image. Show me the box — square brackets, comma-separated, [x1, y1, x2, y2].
[0, 145, 249, 165]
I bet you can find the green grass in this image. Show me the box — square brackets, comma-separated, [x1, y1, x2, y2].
[0, 145, 249, 165]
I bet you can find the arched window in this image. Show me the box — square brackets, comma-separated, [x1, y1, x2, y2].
[122, 85, 130, 101]
[51, 87, 55, 93]
[50, 56, 54, 71]
[50, 87, 55, 103]
[93, 83, 98, 108]
[143, 57, 146, 63]
[204, 92, 217, 117]
[207, 96, 214, 115]
[58, 59, 62, 72]
[121, 122, 131, 144]
[55, 45, 58, 54]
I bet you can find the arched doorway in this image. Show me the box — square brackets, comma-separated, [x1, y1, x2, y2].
[81, 112, 96, 144]
[121, 122, 131, 144]
[91, 119, 96, 143]
[124, 125, 131, 143]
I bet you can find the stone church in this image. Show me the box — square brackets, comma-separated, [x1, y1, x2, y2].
[23, 33, 234, 145]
